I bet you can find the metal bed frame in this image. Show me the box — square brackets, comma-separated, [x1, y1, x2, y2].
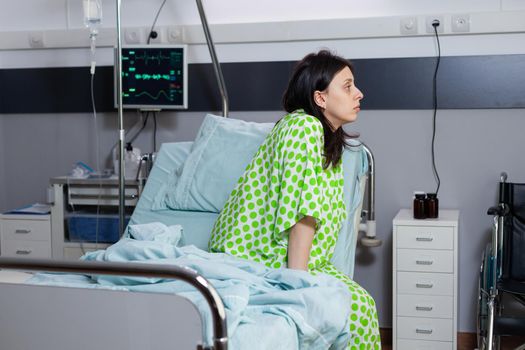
[0, 257, 228, 350]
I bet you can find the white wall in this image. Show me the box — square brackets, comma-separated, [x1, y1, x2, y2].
[1, 0, 525, 333]
[2, 0, 524, 31]
[1, 0, 525, 53]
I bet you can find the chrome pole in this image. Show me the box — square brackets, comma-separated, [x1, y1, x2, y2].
[362, 144, 375, 222]
[116, 0, 125, 234]
[196, 0, 229, 118]
[0, 257, 228, 350]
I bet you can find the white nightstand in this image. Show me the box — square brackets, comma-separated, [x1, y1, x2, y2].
[393, 209, 459, 350]
[0, 214, 52, 258]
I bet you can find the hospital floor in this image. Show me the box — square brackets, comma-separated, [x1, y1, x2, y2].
[379, 330, 525, 349]
[381, 339, 525, 349]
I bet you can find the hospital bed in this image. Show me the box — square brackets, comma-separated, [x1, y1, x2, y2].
[0, 114, 372, 350]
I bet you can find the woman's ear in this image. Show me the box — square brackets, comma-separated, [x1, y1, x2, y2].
[313, 90, 326, 109]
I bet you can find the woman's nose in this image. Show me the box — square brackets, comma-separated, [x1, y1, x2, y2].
[356, 87, 364, 100]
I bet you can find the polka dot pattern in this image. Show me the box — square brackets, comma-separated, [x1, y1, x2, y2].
[209, 110, 346, 270]
[319, 263, 381, 349]
[209, 110, 380, 348]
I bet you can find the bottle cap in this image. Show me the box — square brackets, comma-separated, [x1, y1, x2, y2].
[427, 193, 437, 198]
[414, 191, 426, 199]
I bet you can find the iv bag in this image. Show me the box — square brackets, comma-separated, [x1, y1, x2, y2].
[83, 0, 102, 32]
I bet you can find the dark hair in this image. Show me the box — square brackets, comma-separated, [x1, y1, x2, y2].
[282, 50, 359, 169]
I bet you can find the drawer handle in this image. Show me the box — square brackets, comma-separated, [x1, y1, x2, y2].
[416, 283, 434, 289]
[16, 249, 32, 255]
[416, 306, 433, 311]
[15, 229, 31, 234]
[416, 328, 433, 335]
[416, 237, 433, 242]
[416, 260, 434, 265]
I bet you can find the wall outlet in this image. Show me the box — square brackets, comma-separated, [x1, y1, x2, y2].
[451, 14, 470, 33]
[124, 28, 144, 44]
[168, 27, 182, 43]
[28, 32, 44, 48]
[426, 15, 444, 34]
[147, 27, 164, 44]
[400, 17, 418, 35]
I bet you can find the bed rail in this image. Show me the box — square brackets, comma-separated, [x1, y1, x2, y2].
[0, 257, 228, 350]
[360, 143, 382, 247]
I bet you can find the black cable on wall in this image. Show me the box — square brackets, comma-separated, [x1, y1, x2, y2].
[147, 0, 167, 44]
[431, 21, 442, 195]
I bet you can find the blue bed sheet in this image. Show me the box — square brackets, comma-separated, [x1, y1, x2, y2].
[30, 237, 351, 349]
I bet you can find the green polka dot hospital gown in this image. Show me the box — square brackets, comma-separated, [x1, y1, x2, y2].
[209, 110, 381, 349]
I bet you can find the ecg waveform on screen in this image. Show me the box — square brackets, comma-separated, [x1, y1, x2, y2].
[135, 90, 175, 101]
[131, 52, 181, 65]
[134, 74, 171, 81]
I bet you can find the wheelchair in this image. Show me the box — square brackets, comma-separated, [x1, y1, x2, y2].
[478, 173, 525, 350]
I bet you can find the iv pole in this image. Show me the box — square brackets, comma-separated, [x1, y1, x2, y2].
[196, 0, 229, 118]
[115, 0, 228, 233]
[115, 0, 126, 235]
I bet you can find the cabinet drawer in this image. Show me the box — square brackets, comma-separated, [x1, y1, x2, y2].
[397, 249, 453, 273]
[397, 316, 453, 342]
[68, 185, 139, 206]
[397, 339, 453, 350]
[397, 272, 453, 296]
[397, 294, 453, 318]
[1, 240, 51, 258]
[396, 226, 453, 250]
[1, 219, 50, 241]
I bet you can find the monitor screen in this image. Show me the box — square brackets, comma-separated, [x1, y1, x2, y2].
[115, 45, 188, 110]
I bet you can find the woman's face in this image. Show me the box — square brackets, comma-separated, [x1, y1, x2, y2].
[314, 66, 364, 130]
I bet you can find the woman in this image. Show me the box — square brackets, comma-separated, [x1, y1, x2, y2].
[209, 50, 381, 349]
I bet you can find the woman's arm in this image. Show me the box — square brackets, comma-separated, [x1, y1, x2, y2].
[287, 215, 316, 271]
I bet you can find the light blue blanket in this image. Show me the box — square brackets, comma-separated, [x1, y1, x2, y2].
[30, 224, 351, 349]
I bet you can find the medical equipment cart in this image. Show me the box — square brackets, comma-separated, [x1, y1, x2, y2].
[49, 176, 144, 259]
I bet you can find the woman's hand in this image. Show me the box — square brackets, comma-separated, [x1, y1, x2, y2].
[287, 215, 316, 271]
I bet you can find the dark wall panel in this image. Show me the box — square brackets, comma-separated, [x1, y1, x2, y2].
[438, 55, 525, 109]
[0, 54, 523, 113]
[0, 67, 115, 113]
[189, 61, 296, 112]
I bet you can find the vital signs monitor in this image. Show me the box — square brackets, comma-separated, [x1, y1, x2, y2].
[115, 45, 188, 110]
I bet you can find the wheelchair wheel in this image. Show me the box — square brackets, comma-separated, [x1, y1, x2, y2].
[478, 244, 502, 350]
[478, 245, 490, 349]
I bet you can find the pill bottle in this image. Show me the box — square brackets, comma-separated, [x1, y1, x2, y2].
[425, 193, 439, 218]
[413, 192, 426, 219]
